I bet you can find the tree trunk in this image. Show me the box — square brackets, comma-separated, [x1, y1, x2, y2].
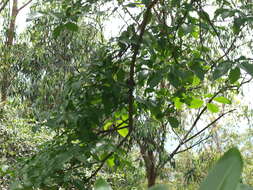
[1, 0, 18, 102]
[140, 144, 157, 188]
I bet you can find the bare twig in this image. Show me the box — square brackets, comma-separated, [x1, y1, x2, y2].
[182, 109, 235, 146]
[17, 0, 32, 12]
[175, 135, 212, 155]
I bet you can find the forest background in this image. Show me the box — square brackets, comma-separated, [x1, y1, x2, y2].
[0, 0, 253, 189]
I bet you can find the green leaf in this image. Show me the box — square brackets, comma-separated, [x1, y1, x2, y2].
[168, 117, 179, 128]
[148, 184, 170, 190]
[65, 22, 79, 32]
[199, 148, 243, 190]
[236, 184, 253, 190]
[117, 127, 129, 137]
[213, 97, 231, 104]
[115, 120, 129, 137]
[53, 24, 65, 38]
[213, 61, 232, 80]
[229, 67, 241, 83]
[207, 103, 219, 113]
[103, 122, 113, 130]
[190, 62, 205, 80]
[148, 73, 163, 88]
[106, 156, 115, 168]
[241, 62, 253, 77]
[94, 178, 112, 190]
[173, 97, 183, 110]
[189, 98, 204, 109]
[233, 18, 245, 34]
[125, 3, 140, 7]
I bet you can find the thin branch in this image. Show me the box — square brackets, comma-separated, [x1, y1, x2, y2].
[85, 132, 130, 182]
[182, 109, 235, 146]
[124, 7, 141, 28]
[17, 0, 32, 12]
[175, 135, 212, 155]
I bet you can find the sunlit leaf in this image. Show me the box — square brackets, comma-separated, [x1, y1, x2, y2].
[213, 97, 231, 104]
[207, 103, 219, 113]
[189, 98, 204, 109]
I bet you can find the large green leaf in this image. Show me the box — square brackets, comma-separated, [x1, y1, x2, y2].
[148, 184, 170, 190]
[199, 148, 243, 190]
[94, 178, 112, 190]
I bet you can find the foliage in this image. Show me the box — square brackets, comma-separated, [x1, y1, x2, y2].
[0, 0, 252, 189]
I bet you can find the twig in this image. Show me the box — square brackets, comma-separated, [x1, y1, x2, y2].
[175, 135, 211, 155]
[18, 0, 32, 12]
[182, 109, 235, 146]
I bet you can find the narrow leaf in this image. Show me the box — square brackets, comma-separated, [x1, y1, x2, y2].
[213, 97, 231, 104]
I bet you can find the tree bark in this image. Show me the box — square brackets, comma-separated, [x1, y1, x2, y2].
[140, 144, 157, 188]
[1, 0, 18, 102]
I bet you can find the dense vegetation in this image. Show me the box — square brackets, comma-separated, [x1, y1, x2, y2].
[0, 0, 253, 189]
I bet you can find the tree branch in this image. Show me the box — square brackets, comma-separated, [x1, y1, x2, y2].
[17, 0, 32, 12]
[85, 1, 159, 182]
[182, 109, 235, 146]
